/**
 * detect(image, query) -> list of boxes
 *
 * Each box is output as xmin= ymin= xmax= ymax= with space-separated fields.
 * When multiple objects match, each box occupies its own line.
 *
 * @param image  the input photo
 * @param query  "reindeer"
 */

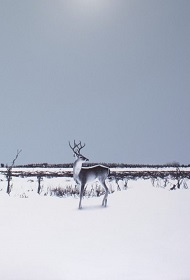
xmin=69 ymin=141 xmax=110 ymax=209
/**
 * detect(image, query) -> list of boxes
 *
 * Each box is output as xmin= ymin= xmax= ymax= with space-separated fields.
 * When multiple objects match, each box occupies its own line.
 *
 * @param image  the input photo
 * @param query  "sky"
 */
xmin=0 ymin=0 xmax=190 ymax=165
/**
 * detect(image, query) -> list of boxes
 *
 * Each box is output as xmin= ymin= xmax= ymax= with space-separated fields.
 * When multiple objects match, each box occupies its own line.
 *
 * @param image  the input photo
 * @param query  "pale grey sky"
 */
xmin=0 ymin=0 xmax=190 ymax=165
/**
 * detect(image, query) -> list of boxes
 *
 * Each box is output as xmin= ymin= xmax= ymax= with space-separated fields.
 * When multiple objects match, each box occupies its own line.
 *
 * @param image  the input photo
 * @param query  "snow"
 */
xmin=0 ymin=174 xmax=190 ymax=279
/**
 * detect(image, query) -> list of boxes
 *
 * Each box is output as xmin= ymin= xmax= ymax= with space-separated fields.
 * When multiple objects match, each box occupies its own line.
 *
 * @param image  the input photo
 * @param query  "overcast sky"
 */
xmin=0 ymin=0 xmax=190 ymax=165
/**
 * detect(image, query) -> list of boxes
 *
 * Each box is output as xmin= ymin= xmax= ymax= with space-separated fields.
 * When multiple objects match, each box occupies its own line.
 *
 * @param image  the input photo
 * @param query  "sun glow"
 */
xmin=75 ymin=0 xmax=109 ymax=9
xmin=70 ymin=0 xmax=114 ymax=18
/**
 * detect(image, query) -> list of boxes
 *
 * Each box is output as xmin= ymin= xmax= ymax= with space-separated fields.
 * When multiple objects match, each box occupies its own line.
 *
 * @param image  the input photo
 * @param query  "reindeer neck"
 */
xmin=73 ymin=158 xmax=83 ymax=180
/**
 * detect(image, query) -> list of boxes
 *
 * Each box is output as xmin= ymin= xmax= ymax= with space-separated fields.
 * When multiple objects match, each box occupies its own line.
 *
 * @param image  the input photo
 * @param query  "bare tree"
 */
xmin=176 ymin=166 xmax=183 ymax=189
xmin=6 ymin=149 xmax=22 ymax=194
xmin=37 ymin=174 xmax=43 ymax=194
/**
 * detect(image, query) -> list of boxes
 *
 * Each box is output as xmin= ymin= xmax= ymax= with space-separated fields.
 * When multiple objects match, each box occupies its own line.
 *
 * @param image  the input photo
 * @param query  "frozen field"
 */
xmin=0 ymin=168 xmax=190 ymax=280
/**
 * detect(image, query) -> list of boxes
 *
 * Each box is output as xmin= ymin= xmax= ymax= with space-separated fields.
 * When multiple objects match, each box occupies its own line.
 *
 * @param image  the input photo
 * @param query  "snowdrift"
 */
xmin=0 ymin=179 xmax=190 ymax=280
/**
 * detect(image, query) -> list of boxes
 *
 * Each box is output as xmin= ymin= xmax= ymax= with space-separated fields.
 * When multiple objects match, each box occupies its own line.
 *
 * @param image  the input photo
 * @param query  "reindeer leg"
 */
xmin=101 ymin=181 xmax=109 ymax=207
xmin=79 ymin=184 xmax=85 ymax=209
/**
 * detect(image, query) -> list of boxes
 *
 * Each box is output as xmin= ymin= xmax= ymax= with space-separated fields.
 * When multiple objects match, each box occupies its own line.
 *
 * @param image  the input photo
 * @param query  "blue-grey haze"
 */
xmin=0 ymin=0 xmax=190 ymax=165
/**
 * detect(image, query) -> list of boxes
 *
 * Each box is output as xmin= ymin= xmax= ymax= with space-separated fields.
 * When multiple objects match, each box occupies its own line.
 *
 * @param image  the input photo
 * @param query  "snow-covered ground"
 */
xmin=0 ymin=172 xmax=190 ymax=280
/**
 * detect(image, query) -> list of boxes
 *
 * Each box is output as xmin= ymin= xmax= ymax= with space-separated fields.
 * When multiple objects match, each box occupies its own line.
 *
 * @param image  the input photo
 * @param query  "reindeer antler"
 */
xmin=69 ymin=140 xmax=85 ymax=157
xmin=76 ymin=141 xmax=85 ymax=155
